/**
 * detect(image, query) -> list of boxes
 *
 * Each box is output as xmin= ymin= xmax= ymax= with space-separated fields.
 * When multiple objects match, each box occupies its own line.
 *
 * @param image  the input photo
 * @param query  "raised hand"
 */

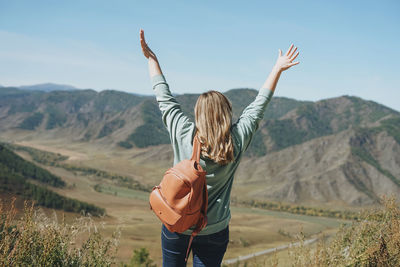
xmin=140 ymin=29 xmax=158 ymax=61
xmin=274 ymin=44 xmax=300 ymax=72
xmin=261 ymin=44 xmax=300 ymax=92
xmin=140 ymin=29 xmax=163 ymax=77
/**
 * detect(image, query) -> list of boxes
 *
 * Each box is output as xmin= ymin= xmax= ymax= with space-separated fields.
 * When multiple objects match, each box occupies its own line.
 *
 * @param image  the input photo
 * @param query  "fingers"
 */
xmin=140 ymin=29 xmax=151 ymax=57
xmin=285 ymin=44 xmax=294 ymax=56
xmin=276 ymin=44 xmax=300 ymax=71
xmin=140 ymin=29 xmax=149 ymax=58
xmin=140 ymin=29 xmax=149 ymax=49
xmin=288 ymin=61 xmax=300 ymax=67
xmin=288 ymin=46 xmax=297 ymax=58
xmin=140 ymin=29 xmax=145 ymax=42
xmin=139 ymin=29 xmax=158 ymax=60
xmin=290 ymin=51 xmax=299 ymax=61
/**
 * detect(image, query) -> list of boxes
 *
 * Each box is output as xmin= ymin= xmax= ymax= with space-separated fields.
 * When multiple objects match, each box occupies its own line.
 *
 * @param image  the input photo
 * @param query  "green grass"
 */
xmin=94 ymin=184 xmax=150 ymax=201
xmin=231 ymin=206 xmax=346 ymax=229
xmin=61 ymin=163 xmax=150 ymax=192
xmin=4 ymin=142 xmax=150 ymax=192
xmin=238 ymin=199 xmax=359 ymax=220
xmin=4 ymin=143 xmax=69 ymax=166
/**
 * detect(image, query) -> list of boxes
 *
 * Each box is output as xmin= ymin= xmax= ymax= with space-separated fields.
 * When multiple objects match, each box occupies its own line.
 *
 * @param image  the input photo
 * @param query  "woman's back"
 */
xmin=151 ymin=74 xmax=274 ymax=235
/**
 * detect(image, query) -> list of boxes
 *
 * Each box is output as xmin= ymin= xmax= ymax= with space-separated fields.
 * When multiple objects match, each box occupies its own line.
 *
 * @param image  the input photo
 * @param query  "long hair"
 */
xmin=194 ymin=90 xmax=234 ymax=165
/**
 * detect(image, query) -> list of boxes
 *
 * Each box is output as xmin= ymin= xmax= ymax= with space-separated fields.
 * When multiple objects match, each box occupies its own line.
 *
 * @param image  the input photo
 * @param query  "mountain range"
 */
xmin=0 ymin=85 xmax=399 ymax=207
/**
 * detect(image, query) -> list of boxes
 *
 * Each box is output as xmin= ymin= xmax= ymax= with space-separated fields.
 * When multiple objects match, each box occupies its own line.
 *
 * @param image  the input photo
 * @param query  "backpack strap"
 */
xmin=191 ymin=134 xmax=201 ymax=163
xmin=184 ymin=133 xmax=208 ymax=262
xmin=184 ymin=180 xmax=209 ymax=262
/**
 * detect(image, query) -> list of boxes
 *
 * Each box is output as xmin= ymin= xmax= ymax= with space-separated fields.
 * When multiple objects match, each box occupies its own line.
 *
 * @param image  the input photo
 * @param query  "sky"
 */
xmin=0 ymin=0 xmax=399 ymax=111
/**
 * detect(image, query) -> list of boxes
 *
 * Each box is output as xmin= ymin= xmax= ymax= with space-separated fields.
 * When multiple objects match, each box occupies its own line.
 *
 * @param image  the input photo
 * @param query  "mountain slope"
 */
xmin=0 ymin=87 xmax=149 ymax=145
xmin=0 ymin=87 xmax=399 ymax=207
xmin=233 ymin=128 xmax=400 ymax=206
xmin=262 ymin=95 xmax=398 ymax=152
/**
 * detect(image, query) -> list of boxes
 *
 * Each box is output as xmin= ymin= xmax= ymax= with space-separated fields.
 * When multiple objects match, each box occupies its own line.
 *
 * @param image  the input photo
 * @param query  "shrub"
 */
xmin=120 ymin=247 xmax=156 ymax=267
xmin=118 ymin=141 xmax=133 ymax=149
xmin=97 ymin=119 xmax=125 ymax=138
xmin=0 ymin=199 xmax=119 ymax=266
xmin=288 ymin=196 xmax=400 ymax=266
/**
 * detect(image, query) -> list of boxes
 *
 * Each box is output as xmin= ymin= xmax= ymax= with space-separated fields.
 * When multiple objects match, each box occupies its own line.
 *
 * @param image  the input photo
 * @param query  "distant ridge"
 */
xmin=18 ymin=83 xmax=78 ymax=92
xmin=1 ymin=83 xmax=152 ymax=96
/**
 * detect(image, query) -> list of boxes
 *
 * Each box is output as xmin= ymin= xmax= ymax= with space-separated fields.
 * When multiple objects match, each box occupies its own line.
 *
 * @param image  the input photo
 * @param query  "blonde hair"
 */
xmin=194 ymin=90 xmax=234 ymax=165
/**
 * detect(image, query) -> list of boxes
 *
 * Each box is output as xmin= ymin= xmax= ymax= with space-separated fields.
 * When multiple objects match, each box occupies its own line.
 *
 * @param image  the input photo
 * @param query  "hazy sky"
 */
xmin=1 ymin=0 xmax=399 ymax=111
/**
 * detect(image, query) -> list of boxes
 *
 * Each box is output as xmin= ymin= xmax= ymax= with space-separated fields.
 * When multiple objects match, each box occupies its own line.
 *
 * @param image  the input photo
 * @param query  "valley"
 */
xmin=0 ymin=138 xmax=347 ymax=265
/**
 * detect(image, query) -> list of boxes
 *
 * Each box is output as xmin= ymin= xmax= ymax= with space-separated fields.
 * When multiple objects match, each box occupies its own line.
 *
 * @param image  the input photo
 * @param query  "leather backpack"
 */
xmin=149 ymin=134 xmax=208 ymax=260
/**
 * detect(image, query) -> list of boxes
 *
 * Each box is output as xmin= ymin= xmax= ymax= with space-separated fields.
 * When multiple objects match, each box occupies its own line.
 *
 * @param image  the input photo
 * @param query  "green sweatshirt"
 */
xmin=151 ymin=74 xmax=273 ymax=235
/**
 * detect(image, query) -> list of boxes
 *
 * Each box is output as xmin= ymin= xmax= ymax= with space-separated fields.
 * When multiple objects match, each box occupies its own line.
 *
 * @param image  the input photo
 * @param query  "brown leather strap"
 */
xmin=184 ymin=133 xmax=207 ymax=263
xmin=201 ymin=181 xmax=208 ymax=226
xmin=185 ymin=234 xmax=195 ymax=262
xmin=193 ymin=162 xmax=209 ymax=233
xmin=185 ymin=180 xmax=208 ymax=263
xmin=191 ymin=134 xmax=201 ymax=163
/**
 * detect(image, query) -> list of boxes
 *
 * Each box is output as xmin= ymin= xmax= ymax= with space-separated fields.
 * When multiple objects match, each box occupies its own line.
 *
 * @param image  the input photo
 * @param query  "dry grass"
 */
xmin=223 ymin=197 xmax=400 ymax=266
xmin=0 ymin=198 xmax=120 ymax=266
xmin=285 ymin=196 xmax=400 ymax=266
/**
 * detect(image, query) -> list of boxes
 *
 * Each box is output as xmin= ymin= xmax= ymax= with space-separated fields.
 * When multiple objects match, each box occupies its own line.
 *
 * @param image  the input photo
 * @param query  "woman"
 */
xmin=140 ymin=29 xmax=299 ymax=267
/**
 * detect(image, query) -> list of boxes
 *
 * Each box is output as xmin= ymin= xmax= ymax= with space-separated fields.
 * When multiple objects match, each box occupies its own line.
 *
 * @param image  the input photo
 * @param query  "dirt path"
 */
xmin=223 ymin=238 xmax=317 ymax=265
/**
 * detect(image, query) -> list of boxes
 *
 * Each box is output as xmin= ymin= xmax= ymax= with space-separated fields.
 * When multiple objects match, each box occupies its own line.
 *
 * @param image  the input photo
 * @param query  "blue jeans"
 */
xmin=161 ymin=224 xmax=229 ymax=267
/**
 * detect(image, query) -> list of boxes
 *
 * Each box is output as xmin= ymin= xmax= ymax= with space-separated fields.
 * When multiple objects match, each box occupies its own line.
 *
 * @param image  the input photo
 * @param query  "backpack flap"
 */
xmin=149 ymin=187 xmax=181 ymax=226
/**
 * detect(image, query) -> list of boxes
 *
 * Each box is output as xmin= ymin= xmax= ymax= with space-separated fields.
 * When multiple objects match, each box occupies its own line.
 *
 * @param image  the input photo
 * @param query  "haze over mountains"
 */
xmin=18 ymin=83 xmax=79 ymax=92
xmin=1 ymin=84 xmax=399 ymax=208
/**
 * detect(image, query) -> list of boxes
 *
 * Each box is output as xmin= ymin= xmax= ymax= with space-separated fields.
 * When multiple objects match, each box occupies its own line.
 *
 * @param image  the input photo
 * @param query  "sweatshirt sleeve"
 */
xmin=151 ymin=74 xmax=192 ymax=144
xmin=231 ymin=87 xmax=274 ymax=152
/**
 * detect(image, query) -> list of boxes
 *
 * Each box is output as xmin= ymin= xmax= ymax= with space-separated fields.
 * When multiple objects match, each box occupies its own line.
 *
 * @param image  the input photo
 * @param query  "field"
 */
xmin=1 ymin=135 xmax=348 ymax=266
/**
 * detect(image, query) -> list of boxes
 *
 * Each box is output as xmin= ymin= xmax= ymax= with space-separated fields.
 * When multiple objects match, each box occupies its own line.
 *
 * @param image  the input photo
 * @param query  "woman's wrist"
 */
xmin=148 ymin=57 xmax=163 ymax=77
xmin=148 ymin=56 xmax=159 ymax=64
xmin=272 ymin=64 xmax=283 ymax=74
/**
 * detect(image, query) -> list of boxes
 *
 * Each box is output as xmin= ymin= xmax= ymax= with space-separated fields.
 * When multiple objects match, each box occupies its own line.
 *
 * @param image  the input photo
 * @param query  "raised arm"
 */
xmin=233 ymin=44 xmax=300 ymax=152
xmin=140 ymin=29 xmax=191 ymax=144
xmin=140 ymin=29 xmax=163 ymax=78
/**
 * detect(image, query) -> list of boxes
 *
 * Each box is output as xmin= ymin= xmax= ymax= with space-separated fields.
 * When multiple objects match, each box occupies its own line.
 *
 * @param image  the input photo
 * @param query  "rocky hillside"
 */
xmin=234 ymin=127 xmax=400 ymax=206
xmin=0 ymin=86 xmax=399 ymax=207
